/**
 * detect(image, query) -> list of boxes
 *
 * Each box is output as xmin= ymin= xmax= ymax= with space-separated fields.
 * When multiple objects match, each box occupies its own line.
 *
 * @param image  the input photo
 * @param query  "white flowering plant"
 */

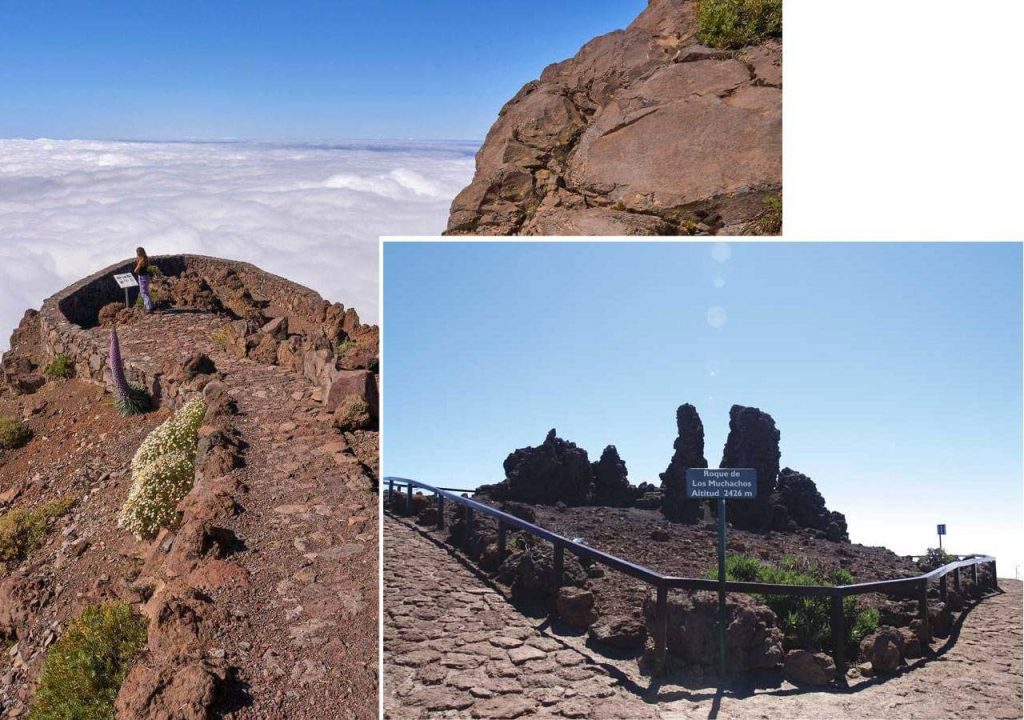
xmin=119 ymin=396 xmax=207 ymax=539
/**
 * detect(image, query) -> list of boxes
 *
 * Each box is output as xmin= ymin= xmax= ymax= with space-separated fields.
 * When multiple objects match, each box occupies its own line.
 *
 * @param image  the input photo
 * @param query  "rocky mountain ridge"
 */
xmin=0 ymin=256 xmax=378 ymax=719
xmin=447 ymin=0 xmax=781 ymax=236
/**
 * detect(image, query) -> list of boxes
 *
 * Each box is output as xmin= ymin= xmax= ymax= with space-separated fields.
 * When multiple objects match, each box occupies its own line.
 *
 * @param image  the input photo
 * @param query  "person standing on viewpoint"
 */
xmin=134 ymin=247 xmax=154 ymax=313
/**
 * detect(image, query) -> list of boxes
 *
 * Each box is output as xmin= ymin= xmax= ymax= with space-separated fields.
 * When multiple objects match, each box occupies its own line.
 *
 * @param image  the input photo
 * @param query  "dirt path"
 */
xmin=384 ymin=513 xmax=1022 ymax=720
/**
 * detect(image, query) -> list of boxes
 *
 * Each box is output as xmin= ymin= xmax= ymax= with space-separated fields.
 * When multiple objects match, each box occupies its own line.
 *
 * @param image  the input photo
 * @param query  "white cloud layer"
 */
xmin=0 ymin=138 xmax=476 ymax=350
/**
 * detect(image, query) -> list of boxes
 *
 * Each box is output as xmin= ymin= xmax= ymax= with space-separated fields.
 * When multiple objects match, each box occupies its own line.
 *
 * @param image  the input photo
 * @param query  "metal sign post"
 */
xmin=686 ymin=467 xmax=757 ymax=677
xmin=937 ymin=523 xmax=946 ymax=550
xmin=113 ymin=273 xmax=139 ymax=308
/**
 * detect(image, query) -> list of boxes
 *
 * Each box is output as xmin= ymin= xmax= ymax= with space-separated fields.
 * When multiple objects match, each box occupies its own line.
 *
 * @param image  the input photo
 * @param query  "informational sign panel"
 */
xmin=685 ymin=468 xmax=758 ymax=499
xmin=113 ymin=273 xmax=138 ymax=289
xmin=937 ymin=524 xmax=946 ymax=536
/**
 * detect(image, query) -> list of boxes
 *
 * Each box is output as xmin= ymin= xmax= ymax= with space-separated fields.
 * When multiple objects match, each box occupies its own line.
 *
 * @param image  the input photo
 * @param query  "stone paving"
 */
xmin=385 ymin=510 xmax=1023 ymax=720
xmin=384 ymin=514 xmax=658 ymax=719
xmin=114 ymin=312 xmax=379 ymax=719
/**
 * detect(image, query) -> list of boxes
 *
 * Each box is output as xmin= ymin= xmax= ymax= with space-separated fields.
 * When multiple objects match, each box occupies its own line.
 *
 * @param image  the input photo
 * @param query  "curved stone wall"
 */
xmin=35 ymin=254 xmax=377 ymax=412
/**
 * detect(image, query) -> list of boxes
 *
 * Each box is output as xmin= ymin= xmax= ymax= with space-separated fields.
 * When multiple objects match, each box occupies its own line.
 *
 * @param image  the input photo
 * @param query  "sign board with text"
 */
xmin=113 ymin=273 xmax=138 ymax=289
xmin=937 ymin=524 xmax=946 ymax=536
xmin=685 ymin=468 xmax=757 ymax=500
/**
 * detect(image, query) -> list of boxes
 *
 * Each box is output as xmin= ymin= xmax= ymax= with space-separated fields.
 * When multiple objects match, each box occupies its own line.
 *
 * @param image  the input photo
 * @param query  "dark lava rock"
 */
xmin=500 ymin=501 xmax=538 ymax=524
xmin=660 ymin=404 xmax=708 ymax=522
xmin=776 ymin=467 xmax=849 ymax=541
xmin=501 ymin=429 xmax=594 ymax=506
xmin=591 ymin=445 xmax=634 ymax=507
xmin=588 ymin=616 xmax=648 ymax=652
xmin=642 ymin=591 xmax=784 ymax=672
xmin=510 ymin=544 xmax=588 ymax=608
xmin=719 ymin=405 xmax=781 ymax=531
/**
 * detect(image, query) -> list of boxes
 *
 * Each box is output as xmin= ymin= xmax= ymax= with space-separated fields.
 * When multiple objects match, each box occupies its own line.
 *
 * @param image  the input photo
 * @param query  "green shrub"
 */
xmin=0 ymin=417 xmax=33 ymax=450
xmin=28 ymin=602 xmax=147 ymax=720
xmin=697 ymin=0 xmax=782 ymax=49
xmin=917 ymin=547 xmax=955 ymax=572
xmin=0 ymin=497 xmax=76 ymax=569
xmin=710 ymin=554 xmax=877 ymax=655
xmin=119 ymin=397 xmax=207 ymax=539
xmin=744 ymin=194 xmax=782 ymax=235
xmin=44 ymin=354 xmax=74 ymax=379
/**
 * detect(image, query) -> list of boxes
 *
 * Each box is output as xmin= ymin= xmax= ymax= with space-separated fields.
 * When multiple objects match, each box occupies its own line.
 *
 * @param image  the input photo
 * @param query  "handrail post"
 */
xmin=939 ymin=573 xmax=948 ymax=605
xmin=388 ymin=478 xmax=394 ymax=503
xmin=465 ymin=507 xmax=474 ymax=541
xmin=553 ymin=543 xmax=564 ymax=589
xmin=831 ymin=591 xmax=846 ymax=674
xmin=405 ymin=483 xmax=413 ymax=516
xmin=437 ymin=493 xmax=445 ymax=529
xmin=498 ymin=520 xmax=507 ymax=562
xmin=917 ymin=578 xmax=930 ymax=636
xmin=991 ymin=560 xmax=999 ymax=591
xmin=953 ymin=566 xmax=961 ymax=596
xmin=971 ymin=562 xmax=979 ymax=590
xmin=653 ymin=584 xmax=669 ymax=676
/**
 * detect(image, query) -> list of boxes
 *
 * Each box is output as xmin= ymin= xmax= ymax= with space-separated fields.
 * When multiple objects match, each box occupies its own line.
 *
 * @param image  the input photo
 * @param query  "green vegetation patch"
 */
xmin=917 ymin=546 xmax=956 ymax=572
xmin=744 ymin=194 xmax=782 ymax=235
xmin=697 ymin=0 xmax=782 ymax=49
xmin=710 ymin=554 xmax=878 ymax=655
xmin=0 ymin=417 xmax=33 ymax=450
xmin=44 ymin=354 xmax=74 ymax=379
xmin=28 ymin=602 xmax=147 ymax=720
xmin=0 ymin=497 xmax=76 ymax=569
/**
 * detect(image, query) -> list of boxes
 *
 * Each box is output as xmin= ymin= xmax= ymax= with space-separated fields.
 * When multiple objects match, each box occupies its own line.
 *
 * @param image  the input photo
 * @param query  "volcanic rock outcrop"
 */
xmin=659 ymin=403 xmax=708 ymax=521
xmin=719 ymin=404 xmax=781 ymax=530
xmin=446 ymin=0 xmax=781 ymax=236
xmin=591 ymin=445 xmax=633 ymax=507
xmin=501 ymin=429 xmax=594 ymax=505
xmin=777 ymin=467 xmax=849 ymax=541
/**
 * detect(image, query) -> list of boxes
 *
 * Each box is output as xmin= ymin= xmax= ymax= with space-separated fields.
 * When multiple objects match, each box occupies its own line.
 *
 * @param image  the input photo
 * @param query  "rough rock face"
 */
xmin=660 ymin=403 xmax=708 ymax=522
xmin=642 ymin=591 xmax=784 ymax=672
xmin=719 ymin=404 xmax=781 ymax=530
xmin=591 ymin=445 xmax=633 ymax=507
xmin=784 ymin=649 xmax=836 ymax=686
xmin=447 ymin=0 xmax=781 ymax=236
xmin=501 ymin=429 xmax=594 ymax=505
xmin=859 ymin=626 xmax=905 ymax=673
xmin=777 ymin=467 xmax=849 ymax=541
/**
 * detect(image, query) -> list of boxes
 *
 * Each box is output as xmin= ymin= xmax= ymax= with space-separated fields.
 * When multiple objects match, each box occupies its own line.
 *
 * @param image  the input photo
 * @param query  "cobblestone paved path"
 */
xmin=385 ymin=511 xmax=1022 ymax=720
xmin=115 ymin=313 xmax=379 ymax=719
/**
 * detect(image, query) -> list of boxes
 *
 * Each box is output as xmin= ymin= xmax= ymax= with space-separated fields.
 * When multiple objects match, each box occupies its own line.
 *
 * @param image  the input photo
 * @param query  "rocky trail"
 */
xmin=384 ymin=513 xmax=1022 ymax=719
xmin=1 ymin=308 xmax=377 ymax=718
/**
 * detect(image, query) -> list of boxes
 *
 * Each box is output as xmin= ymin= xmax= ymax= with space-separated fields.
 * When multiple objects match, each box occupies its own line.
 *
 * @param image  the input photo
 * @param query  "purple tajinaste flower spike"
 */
xmin=110 ymin=326 xmax=151 ymax=415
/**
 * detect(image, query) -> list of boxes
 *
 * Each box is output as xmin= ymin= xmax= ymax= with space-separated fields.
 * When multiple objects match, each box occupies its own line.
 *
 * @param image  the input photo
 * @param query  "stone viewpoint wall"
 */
xmin=32 ymin=254 xmax=378 ymax=415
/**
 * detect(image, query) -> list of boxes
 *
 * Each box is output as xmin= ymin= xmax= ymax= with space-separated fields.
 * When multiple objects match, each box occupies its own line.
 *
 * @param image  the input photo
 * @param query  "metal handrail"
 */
xmin=385 ymin=476 xmax=999 ymax=676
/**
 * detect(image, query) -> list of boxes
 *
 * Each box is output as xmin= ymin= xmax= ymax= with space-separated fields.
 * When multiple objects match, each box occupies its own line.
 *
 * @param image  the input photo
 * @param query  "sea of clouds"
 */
xmin=0 ymin=138 xmax=477 ymax=350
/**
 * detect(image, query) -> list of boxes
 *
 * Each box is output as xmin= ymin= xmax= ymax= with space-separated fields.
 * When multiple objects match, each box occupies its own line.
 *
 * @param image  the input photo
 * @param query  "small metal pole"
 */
xmin=991 ymin=560 xmax=999 ymax=591
xmin=718 ymin=497 xmax=727 ymax=677
xmin=971 ymin=562 xmax=979 ymax=589
xmin=953 ymin=566 xmax=961 ymax=595
xmin=654 ymin=584 xmax=669 ymax=676
xmin=405 ymin=483 xmax=412 ymax=515
xmin=437 ymin=494 xmax=445 ymax=529
xmin=124 ymin=287 xmax=130 ymax=308
xmin=498 ymin=520 xmax=507 ymax=561
xmin=831 ymin=592 xmax=846 ymax=673
xmin=939 ymin=573 xmax=948 ymax=605
xmin=387 ymin=478 xmax=394 ymax=503
xmin=553 ymin=543 xmax=564 ymax=589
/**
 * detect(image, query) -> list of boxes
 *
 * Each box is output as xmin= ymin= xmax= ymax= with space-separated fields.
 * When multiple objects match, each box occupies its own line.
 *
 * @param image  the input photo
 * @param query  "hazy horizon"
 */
xmin=384 ymin=241 xmax=1024 ymax=579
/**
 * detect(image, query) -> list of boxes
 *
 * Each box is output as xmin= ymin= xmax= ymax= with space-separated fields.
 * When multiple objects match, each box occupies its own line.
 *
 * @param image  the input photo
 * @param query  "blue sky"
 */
xmin=0 ymin=0 xmax=645 ymax=141
xmin=383 ymin=241 xmax=1024 ymax=575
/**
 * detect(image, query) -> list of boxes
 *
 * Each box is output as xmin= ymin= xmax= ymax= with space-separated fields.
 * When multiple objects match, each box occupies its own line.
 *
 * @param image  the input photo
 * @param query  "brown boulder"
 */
xmin=447 ymin=0 xmax=780 ymax=236
xmin=784 ymin=649 xmax=835 ymax=686
xmin=322 ymin=369 xmax=378 ymax=414
xmin=115 ymin=657 xmax=225 ymax=720
xmin=556 ymin=586 xmax=598 ymax=627
xmin=332 ymin=394 xmax=376 ymax=432
xmin=588 ymin=616 xmax=648 ymax=651
xmin=859 ymin=626 xmax=904 ymax=674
